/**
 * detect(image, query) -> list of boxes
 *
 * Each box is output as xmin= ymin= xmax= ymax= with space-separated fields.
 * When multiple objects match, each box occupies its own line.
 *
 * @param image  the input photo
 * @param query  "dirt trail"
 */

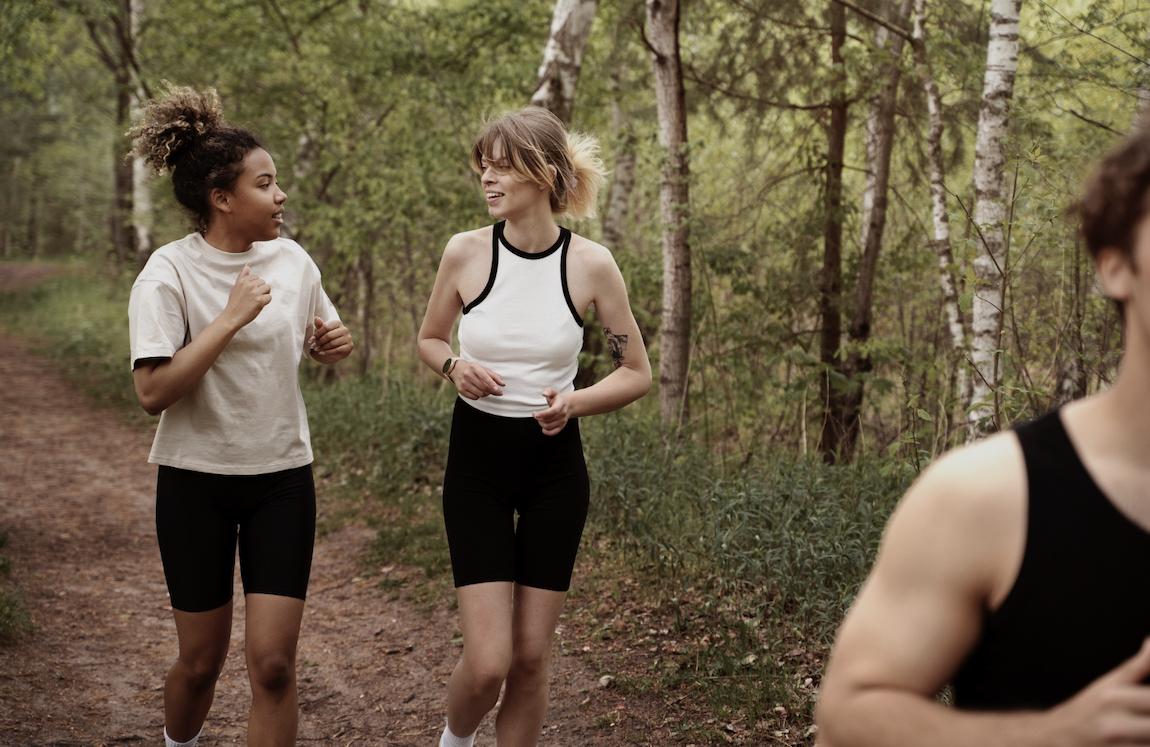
xmin=0 ymin=265 xmax=642 ymax=746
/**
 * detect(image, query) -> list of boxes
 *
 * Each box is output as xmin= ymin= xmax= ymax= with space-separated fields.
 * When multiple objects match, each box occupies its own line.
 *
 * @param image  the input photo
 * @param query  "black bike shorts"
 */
xmin=155 ymin=464 xmax=316 ymax=612
xmin=443 ymin=398 xmax=590 ymax=592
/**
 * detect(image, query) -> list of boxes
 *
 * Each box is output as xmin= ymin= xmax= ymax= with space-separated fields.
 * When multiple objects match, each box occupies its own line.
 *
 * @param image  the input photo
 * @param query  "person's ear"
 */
xmin=1097 ymin=245 xmax=1135 ymax=302
xmin=209 ymin=188 xmax=232 ymax=215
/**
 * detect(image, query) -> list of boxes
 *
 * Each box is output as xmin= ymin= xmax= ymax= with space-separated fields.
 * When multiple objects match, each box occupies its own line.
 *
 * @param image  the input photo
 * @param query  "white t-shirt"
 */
xmin=128 ymin=232 xmax=339 ymax=475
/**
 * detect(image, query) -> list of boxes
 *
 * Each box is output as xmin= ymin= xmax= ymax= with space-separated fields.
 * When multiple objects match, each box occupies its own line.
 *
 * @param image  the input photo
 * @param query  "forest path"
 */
xmin=0 ymin=264 xmax=649 ymax=746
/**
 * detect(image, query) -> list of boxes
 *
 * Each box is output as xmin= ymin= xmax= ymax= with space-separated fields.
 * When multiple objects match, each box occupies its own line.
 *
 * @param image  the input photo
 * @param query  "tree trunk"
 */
xmin=129 ymin=0 xmax=152 ymax=267
xmin=113 ymin=70 xmax=134 ymax=267
xmin=817 ymin=0 xmax=848 ymax=463
xmin=837 ymin=0 xmax=912 ymax=460
xmin=913 ymin=0 xmax=971 ymax=441
xmin=647 ymin=0 xmax=692 ymax=427
xmin=601 ymin=95 xmax=636 ymax=252
xmin=967 ymin=0 xmax=1022 ymax=437
xmin=358 ymin=248 xmax=375 ymax=376
xmin=531 ymin=0 xmax=599 ymax=125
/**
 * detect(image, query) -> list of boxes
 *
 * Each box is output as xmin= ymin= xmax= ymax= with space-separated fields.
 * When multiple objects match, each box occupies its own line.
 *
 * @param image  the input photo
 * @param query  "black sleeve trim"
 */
xmin=462 ymin=223 xmax=501 ymax=314
xmin=559 ymin=229 xmax=584 ymax=328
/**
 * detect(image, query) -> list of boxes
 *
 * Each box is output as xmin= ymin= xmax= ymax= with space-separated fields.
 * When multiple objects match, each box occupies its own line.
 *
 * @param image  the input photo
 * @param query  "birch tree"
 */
xmin=129 ymin=0 xmax=152 ymax=267
xmin=967 ymin=0 xmax=1022 ymax=436
xmin=531 ymin=0 xmax=598 ymax=125
xmin=646 ymin=0 xmax=691 ymax=426
xmin=912 ymin=0 xmax=971 ymax=438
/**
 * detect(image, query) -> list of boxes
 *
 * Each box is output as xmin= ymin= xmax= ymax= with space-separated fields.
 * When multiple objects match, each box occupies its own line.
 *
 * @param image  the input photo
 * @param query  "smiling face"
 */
xmin=478 ymin=138 xmax=550 ymax=221
xmin=213 ymin=147 xmax=287 ymax=242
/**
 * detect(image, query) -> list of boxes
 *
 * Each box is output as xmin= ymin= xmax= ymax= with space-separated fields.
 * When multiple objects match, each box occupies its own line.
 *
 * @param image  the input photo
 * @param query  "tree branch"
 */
xmin=831 ymin=0 xmax=912 ymax=42
xmin=1035 ymin=0 xmax=1148 ymax=66
xmin=683 ymin=62 xmax=851 ymax=110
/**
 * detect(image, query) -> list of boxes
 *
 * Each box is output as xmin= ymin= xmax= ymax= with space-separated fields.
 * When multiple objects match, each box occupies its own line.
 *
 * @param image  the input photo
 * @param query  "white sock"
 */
xmin=439 ymin=722 xmax=476 ymax=747
xmin=164 ymin=726 xmax=202 ymax=747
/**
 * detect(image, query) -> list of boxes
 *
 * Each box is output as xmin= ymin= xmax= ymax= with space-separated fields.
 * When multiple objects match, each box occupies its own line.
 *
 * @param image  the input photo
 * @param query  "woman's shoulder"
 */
xmin=566 ymin=231 xmax=616 ymax=274
xmin=441 ymin=225 xmax=495 ymax=264
xmin=134 ymin=234 xmax=198 ymax=286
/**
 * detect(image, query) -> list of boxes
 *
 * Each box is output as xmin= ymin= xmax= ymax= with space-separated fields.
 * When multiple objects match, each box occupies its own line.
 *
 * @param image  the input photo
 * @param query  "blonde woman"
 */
xmin=418 ymin=107 xmax=652 ymax=746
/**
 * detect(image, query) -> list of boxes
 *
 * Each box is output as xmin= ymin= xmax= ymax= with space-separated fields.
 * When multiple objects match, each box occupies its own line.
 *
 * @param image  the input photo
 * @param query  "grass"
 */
xmin=0 ymin=259 xmax=915 ymax=740
xmin=0 ymin=531 xmax=32 ymax=644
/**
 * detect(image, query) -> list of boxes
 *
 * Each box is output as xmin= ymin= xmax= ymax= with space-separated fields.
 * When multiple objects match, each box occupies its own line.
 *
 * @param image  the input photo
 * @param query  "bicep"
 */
xmin=823 ymin=482 xmax=989 ymax=700
xmin=588 ymin=258 xmax=648 ymax=368
xmin=418 ymin=247 xmax=464 ymax=343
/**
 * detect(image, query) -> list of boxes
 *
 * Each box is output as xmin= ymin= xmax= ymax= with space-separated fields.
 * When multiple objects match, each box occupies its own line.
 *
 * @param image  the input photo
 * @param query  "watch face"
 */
xmin=442 ymin=358 xmax=453 ymax=374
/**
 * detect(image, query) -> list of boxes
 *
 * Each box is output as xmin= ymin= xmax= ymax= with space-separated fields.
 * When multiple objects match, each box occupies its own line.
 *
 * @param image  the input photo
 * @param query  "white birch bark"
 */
xmin=127 ymin=0 xmax=152 ymax=266
xmin=913 ymin=0 xmax=971 ymax=436
xmin=647 ymin=0 xmax=692 ymax=426
xmin=967 ymin=0 xmax=1021 ymax=437
xmin=531 ymin=0 xmax=599 ymax=125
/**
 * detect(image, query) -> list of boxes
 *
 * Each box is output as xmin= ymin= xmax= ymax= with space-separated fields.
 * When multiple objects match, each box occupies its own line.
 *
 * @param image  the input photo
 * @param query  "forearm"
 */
xmin=568 ymin=364 xmax=651 ymax=418
xmin=136 ymin=314 xmax=242 ymax=414
xmin=418 ymin=336 xmax=454 ymax=378
xmin=818 ymin=690 xmax=1057 ymax=747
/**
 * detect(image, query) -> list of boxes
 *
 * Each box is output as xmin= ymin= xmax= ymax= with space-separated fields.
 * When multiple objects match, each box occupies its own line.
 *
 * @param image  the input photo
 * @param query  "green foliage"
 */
xmin=0 ymin=265 xmax=144 ymax=418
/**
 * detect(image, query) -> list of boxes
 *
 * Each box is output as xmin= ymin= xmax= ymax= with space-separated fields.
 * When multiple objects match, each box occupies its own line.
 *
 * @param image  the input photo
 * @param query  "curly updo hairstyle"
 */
xmin=128 ymin=84 xmax=262 ymax=232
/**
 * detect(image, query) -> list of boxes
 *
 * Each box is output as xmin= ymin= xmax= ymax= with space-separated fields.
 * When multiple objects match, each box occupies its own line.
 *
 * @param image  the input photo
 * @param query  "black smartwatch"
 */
xmin=442 ymin=357 xmax=457 ymax=381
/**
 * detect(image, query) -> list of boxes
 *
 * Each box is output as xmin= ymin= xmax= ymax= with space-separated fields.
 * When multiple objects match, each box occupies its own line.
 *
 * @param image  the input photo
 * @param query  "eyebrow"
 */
xmin=255 ymin=172 xmax=276 ymax=180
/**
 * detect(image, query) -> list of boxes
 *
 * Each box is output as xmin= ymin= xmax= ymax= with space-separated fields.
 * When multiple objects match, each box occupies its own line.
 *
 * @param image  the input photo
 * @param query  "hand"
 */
xmin=452 ymin=359 xmax=504 ymax=400
xmin=309 ymin=317 xmax=354 ymax=363
xmin=1045 ymin=638 xmax=1150 ymax=746
xmin=533 ymin=387 xmax=572 ymax=436
xmin=223 ymin=265 xmax=271 ymax=329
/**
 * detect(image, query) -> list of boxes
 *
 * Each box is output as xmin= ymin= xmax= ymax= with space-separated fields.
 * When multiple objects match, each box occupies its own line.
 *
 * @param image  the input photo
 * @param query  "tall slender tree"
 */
xmin=129 ymin=0 xmax=152 ymax=267
xmin=817 ymin=0 xmax=849 ymax=462
xmin=912 ymin=0 xmax=971 ymax=439
xmin=531 ymin=0 xmax=599 ymax=125
xmin=967 ymin=0 xmax=1022 ymax=436
xmin=837 ymin=0 xmax=913 ymax=459
xmin=646 ymin=0 xmax=692 ymax=427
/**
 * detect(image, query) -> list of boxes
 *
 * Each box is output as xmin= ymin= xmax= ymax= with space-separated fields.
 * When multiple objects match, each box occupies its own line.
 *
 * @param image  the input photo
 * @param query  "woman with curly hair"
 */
xmin=417 ymin=107 xmax=652 ymax=747
xmin=127 ymin=85 xmax=352 ymax=747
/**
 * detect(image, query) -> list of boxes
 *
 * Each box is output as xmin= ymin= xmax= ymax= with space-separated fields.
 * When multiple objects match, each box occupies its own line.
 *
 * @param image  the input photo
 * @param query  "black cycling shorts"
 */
xmin=443 ymin=398 xmax=590 ymax=592
xmin=155 ymin=464 xmax=316 ymax=612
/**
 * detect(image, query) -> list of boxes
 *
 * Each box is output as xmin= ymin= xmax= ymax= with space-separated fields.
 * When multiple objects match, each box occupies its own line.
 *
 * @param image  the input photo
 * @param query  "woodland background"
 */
xmin=1 ymin=0 xmax=1146 ymax=741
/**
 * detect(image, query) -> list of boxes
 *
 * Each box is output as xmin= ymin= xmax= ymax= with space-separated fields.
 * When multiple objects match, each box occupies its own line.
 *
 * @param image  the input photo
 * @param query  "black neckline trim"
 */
xmin=560 ymin=234 xmax=584 ymax=327
xmin=462 ymin=227 xmax=500 ymax=314
xmin=496 ymin=220 xmax=567 ymax=260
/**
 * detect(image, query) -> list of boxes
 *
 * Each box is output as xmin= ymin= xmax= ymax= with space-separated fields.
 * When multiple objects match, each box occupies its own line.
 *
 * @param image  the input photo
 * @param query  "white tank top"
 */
xmin=458 ymin=222 xmax=584 ymax=417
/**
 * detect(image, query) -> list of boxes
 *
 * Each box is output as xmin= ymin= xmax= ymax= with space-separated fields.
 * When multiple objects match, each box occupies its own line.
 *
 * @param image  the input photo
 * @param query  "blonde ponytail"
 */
xmin=562 ymin=131 xmax=606 ymax=220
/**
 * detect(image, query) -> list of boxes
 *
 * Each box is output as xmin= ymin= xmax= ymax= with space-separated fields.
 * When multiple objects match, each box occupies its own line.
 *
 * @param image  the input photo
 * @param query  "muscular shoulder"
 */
xmin=885 ymin=431 xmax=1026 ymax=599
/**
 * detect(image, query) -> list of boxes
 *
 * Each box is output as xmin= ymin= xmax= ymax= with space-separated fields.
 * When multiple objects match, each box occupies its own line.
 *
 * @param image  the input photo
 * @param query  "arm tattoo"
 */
xmin=604 ymin=327 xmax=629 ymax=369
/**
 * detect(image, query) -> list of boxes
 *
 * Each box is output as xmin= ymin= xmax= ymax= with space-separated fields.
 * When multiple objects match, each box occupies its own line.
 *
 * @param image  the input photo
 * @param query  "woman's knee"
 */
xmin=175 ymin=651 xmax=227 ymax=691
xmin=508 ymin=643 xmax=550 ymax=682
xmin=463 ymin=647 xmax=511 ymax=696
xmin=248 ymin=650 xmax=295 ymax=693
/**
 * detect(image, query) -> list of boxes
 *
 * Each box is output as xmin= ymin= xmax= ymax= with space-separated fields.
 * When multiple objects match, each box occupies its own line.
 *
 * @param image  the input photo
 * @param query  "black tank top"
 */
xmin=950 ymin=409 xmax=1150 ymax=709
